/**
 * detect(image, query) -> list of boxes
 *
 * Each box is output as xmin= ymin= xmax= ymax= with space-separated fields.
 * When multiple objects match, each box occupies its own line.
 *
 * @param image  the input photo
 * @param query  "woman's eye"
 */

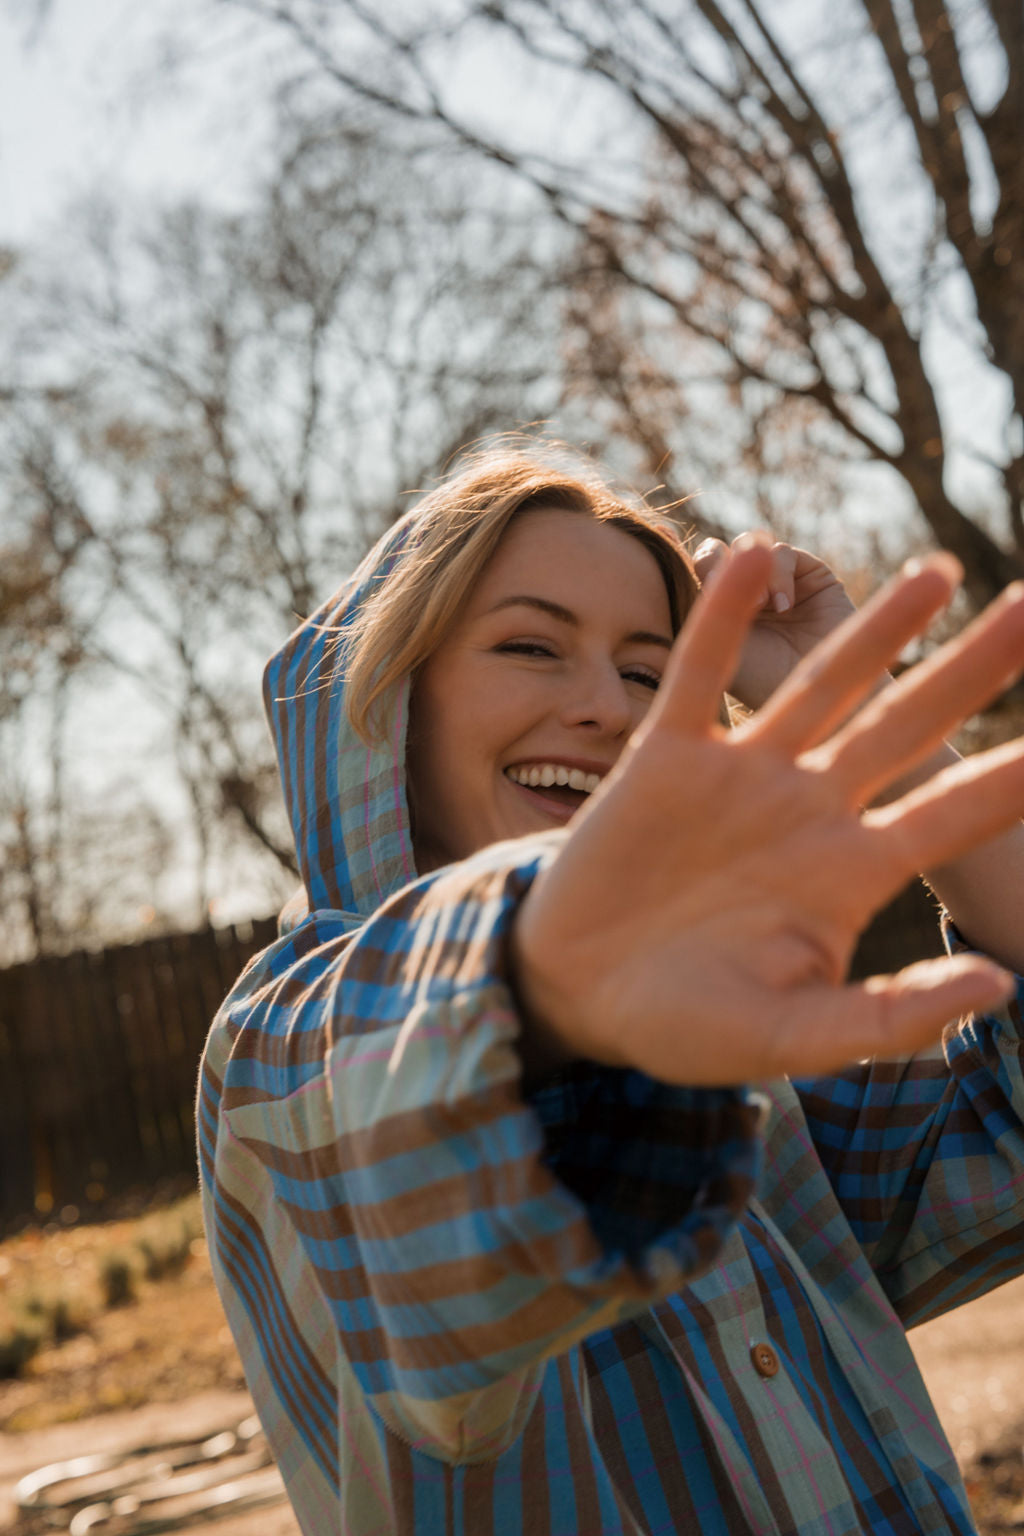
xmin=496 ymin=641 xmax=557 ymax=659
xmin=494 ymin=643 xmax=659 ymax=688
xmin=622 ymin=667 xmax=661 ymax=691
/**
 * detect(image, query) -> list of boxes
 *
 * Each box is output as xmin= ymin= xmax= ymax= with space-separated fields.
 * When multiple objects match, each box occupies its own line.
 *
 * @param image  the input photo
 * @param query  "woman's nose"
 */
xmin=559 ymin=663 xmax=634 ymax=737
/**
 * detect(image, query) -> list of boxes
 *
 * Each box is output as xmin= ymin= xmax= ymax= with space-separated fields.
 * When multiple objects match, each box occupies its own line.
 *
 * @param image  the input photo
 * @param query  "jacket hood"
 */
xmin=263 ymin=512 xmax=422 ymax=932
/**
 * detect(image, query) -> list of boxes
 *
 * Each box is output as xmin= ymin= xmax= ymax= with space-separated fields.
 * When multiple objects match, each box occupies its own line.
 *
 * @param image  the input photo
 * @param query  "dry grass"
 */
xmin=0 ymin=1193 xmax=245 ymax=1430
xmin=0 ymin=1194 xmax=203 ymax=1378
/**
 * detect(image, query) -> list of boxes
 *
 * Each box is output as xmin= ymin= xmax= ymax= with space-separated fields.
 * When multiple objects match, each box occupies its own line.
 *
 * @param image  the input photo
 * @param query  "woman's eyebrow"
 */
xmin=485 ymin=595 xmax=673 ymax=649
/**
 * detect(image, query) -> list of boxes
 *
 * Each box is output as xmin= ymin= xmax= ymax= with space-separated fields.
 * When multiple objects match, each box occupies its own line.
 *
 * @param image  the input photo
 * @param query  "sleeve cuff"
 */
xmin=441 ymin=835 xmax=763 ymax=1284
xmin=525 ymin=1063 xmax=762 ymax=1279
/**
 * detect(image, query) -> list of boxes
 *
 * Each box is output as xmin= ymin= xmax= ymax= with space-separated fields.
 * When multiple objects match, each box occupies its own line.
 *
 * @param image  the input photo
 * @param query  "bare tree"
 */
xmin=0 ymin=114 xmax=563 ymax=959
xmin=0 ymin=495 xmax=81 ymax=956
xmin=207 ymin=0 xmax=1024 ymax=608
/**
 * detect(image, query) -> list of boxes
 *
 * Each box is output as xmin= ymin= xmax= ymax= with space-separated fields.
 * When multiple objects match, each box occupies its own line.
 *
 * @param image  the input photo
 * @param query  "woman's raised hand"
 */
xmin=692 ymin=535 xmax=857 ymax=709
xmin=513 ymin=537 xmax=1024 ymax=1086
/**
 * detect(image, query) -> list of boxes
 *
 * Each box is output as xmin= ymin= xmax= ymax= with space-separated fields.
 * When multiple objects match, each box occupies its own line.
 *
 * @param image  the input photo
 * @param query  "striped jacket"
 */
xmin=199 ymin=513 xmax=1024 ymax=1534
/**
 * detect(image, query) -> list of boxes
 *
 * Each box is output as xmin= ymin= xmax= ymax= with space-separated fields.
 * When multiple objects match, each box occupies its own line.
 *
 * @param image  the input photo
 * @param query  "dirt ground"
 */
xmin=0 ymin=1224 xmax=296 ymax=1535
xmin=0 ymin=1237 xmax=244 ymax=1434
xmin=0 ymin=1390 xmax=299 ymax=1535
xmin=908 ymin=1276 xmax=1024 ymax=1532
xmin=2 ymin=1235 xmax=1024 ymax=1533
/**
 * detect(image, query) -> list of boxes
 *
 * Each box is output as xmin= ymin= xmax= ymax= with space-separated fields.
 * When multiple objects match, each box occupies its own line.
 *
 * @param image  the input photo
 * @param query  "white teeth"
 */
xmin=505 ymin=763 xmax=605 ymax=796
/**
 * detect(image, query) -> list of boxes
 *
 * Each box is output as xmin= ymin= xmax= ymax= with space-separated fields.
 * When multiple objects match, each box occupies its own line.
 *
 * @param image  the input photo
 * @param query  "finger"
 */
xmin=745 ymin=554 xmax=961 ymax=756
xmin=692 ymin=537 xmax=728 ymax=588
xmin=824 ymin=580 xmax=1024 ymax=805
xmin=652 ymin=535 xmax=775 ymax=735
xmin=769 ymin=955 xmax=1013 ymax=1079
xmin=767 ymin=543 xmax=794 ymax=614
xmin=864 ymin=735 xmax=1024 ymax=875
xmin=727 ymin=534 xmax=793 ymax=614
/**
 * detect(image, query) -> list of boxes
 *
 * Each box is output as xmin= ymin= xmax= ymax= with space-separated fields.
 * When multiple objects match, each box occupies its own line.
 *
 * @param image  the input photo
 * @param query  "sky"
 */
xmin=0 ymin=1 xmax=289 ymax=939
xmin=0 ymin=0 xmax=1010 ymax=521
xmin=0 ymin=0 xmax=263 ymax=247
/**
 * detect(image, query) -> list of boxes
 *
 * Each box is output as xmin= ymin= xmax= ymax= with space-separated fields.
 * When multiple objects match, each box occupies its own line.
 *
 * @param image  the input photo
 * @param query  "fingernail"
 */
xmin=734 ymin=530 xmax=772 ymax=553
xmin=931 ymin=552 xmax=964 ymax=584
xmin=772 ymin=591 xmax=791 ymax=613
xmin=902 ymin=552 xmax=962 ymax=584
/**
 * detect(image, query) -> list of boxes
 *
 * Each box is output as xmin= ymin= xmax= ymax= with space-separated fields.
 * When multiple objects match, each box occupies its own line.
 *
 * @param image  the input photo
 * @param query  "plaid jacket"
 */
xmin=199 ymin=513 xmax=1024 ymax=1534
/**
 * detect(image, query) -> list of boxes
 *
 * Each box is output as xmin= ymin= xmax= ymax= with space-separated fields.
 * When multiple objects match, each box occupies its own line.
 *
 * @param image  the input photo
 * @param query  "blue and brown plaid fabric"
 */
xmin=199 ymin=516 xmax=1024 ymax=1534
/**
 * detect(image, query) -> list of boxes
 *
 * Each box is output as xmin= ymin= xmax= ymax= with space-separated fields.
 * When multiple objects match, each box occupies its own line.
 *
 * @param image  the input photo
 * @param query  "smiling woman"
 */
xmin=200 ymin=446 xmax=1024 ymax=1536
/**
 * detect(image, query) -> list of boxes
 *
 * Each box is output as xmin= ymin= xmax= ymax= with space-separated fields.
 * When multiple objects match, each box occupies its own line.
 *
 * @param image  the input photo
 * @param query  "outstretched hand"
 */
xmin=513 ymin=537 xmax=1024 ymax=1086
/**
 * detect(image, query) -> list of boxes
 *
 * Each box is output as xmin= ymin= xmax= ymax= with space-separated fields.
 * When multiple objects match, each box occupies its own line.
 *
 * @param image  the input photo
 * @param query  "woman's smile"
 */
xmin=502 ymin=759 xmax=609 ymax=823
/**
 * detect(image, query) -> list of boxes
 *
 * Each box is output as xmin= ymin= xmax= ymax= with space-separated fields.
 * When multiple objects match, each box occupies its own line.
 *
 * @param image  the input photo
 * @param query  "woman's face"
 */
xmin=407 ymin=508 xmax=675 ymax=870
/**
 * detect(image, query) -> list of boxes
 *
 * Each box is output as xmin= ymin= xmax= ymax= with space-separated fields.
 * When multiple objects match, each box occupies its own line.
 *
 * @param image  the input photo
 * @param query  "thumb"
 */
xmin=777 ymin=955 xmax=1014 ymax=1077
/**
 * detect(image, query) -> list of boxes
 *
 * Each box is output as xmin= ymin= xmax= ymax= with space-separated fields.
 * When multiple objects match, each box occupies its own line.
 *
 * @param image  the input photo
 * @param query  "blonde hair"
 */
xmin=342 ymin=451 xmax=700 ymax=744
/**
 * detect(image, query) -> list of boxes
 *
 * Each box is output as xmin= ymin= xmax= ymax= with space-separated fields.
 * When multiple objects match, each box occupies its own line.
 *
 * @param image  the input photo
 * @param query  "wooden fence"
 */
xmin=0 ymin=917 xmax=278 ymax=1231
xmin=0 ymin=882 xmax=948 ymax=1232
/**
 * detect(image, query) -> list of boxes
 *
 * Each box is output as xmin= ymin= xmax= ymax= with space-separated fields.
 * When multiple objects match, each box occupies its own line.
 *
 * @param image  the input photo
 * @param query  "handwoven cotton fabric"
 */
xmin=198 ymin=514 xmax=1024 ymax=1535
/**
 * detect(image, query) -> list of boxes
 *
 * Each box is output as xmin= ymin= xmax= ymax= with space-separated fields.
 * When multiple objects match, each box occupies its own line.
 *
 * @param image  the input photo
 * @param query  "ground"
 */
xmin=908 ymin=1278 xmax=1024 ymax=1533
xmin=0 ymin=1211 xmax=295 ymax=1535
xmin=0 ymin=1218 xmax=244 ymax=1433
xmin=2 ymin=1210 xmax=1024 ymax=1532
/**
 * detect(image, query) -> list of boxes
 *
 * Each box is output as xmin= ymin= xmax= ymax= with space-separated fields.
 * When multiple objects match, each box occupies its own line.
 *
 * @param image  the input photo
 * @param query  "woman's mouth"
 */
xmin=503 ymin=762 xmax=604 ymax=822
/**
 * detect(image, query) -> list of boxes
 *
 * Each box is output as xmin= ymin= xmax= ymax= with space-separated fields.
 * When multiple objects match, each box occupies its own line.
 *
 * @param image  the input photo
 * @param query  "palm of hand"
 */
xmin=519 ymin=724 xmax=897 ymax=1085
xmin=515 ymin=544 xmax=1024 ymax=1086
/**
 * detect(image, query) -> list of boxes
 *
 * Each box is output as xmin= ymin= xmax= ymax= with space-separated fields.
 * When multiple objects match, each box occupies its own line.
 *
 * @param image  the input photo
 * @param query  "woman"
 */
xmin=199 ymin=451 xmax=1024 ymax=1535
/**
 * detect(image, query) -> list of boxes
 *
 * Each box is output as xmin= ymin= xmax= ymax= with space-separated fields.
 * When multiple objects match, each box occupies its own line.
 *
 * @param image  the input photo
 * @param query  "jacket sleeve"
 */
xmin=793 ymin=919 xmax=1024 ymax=1328
xmin=202 ymin=839 xmax=760 ymax=1464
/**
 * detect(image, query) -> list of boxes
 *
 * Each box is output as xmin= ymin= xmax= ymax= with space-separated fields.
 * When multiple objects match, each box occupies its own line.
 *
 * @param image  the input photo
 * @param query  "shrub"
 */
xmin=135 ymin=1210 xmax=196 ymax=1282
xmin=0 ymin=1192 xmax=205 ymax=1378
xmin=0 ymin=1311 xmax=47 ymax=1377
xmin=99 ymin=1250 xmax=140 ymax=1308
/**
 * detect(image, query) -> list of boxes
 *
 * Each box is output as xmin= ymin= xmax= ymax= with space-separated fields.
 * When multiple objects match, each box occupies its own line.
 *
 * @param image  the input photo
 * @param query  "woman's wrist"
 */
xmin=507 ymin=905 xmax=582 ymax=1082
xmin=509 ymin=869 xmax=645 ymax=1081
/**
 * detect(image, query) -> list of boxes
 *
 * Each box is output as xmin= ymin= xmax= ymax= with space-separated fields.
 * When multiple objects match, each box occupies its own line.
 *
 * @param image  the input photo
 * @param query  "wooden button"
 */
xmin=751 ymin=1342 xmax=780 ymax=1378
